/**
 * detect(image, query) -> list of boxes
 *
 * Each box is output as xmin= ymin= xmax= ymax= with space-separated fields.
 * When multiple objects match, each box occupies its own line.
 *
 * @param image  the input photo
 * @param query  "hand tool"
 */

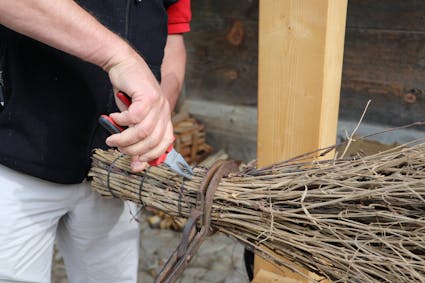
xmin=99 ymin=92 xmax=193 ymax=179
xmin=0 ymin=85 xmax=4 ymax=108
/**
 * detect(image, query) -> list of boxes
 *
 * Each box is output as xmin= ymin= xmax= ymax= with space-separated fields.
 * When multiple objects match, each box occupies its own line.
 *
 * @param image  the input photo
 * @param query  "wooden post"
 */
xmin=254 ymin=0 xmax=348 ymax=282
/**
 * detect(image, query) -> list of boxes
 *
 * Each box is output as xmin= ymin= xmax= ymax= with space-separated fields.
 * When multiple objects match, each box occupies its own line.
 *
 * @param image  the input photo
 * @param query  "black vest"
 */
xmin=0 ymin=0 xmax=168 ymax=184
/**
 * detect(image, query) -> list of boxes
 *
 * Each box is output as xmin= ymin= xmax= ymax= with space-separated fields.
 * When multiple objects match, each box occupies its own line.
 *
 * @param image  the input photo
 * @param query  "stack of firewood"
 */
xmin=172 ymin=112 xmax=212 ymax=165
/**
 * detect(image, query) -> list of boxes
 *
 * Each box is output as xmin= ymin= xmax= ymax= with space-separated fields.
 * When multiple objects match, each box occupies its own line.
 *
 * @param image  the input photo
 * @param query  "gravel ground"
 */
xmin=52 ymin=217 xmax=250 ymax=283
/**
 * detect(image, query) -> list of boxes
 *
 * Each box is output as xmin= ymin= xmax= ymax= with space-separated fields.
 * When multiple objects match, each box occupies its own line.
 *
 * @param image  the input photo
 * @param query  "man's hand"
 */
xmin=103 ymin=50 xmax=174 ymax=172
xmin=105 ymin=34 xmax=188 ymax=171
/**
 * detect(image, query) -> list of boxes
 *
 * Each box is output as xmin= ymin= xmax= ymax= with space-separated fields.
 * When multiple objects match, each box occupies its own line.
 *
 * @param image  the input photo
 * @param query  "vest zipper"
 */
xmin=106 ymin=0 xmax=130 ymax=113
xmin=86 ymin=0 xmax=133 ymax=177
xmin=0 ymin=45 xmax=5 ymax=110
xmin=107 ymin=0 xmax=131 ymax=112
xmin=125 ymin=0 xmax=131 ymax=39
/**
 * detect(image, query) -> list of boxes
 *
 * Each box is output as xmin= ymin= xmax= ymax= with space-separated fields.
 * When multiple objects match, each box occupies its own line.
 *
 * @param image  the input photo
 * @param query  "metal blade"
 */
xmin=164 ymin=149 xmax=193 ymax=179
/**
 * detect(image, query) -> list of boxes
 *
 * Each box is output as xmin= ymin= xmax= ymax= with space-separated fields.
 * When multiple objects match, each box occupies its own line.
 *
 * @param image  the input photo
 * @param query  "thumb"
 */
xmin=131 ymin=155 xmax=148 ymax=172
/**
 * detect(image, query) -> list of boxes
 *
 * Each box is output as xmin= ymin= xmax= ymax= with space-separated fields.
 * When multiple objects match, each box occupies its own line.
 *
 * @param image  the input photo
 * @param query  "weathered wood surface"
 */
xmin=184 ymin=0 xmax=258 ymax=105
xmin=341 ymin=0 xmax=425 ymax=125
xmin=346 ymin=0 xmax=425 ymax=31
xmin=184 ymin=0 xmax=425 ymax=161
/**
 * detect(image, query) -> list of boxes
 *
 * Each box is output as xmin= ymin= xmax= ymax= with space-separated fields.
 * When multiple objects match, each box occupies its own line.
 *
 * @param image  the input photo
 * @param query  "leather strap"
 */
xmin=155 ymin=160 xmax=239 ymax=283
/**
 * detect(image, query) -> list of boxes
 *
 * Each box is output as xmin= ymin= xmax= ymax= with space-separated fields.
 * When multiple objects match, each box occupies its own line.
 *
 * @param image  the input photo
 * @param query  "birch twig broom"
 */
xmin=89 ymin=139 xmax=425 ymax=283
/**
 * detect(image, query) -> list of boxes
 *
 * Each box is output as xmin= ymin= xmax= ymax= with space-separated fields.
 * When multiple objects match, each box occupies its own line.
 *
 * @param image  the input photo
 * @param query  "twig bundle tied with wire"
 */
xmin=89 ymin=139 xmax=425 ymax=283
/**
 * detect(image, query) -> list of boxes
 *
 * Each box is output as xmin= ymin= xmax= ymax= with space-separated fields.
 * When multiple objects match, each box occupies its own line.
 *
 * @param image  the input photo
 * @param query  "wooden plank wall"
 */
xmin=184 ymin=1 xmax=258 ymax=105
xmin=183 ymin=0 xmax=425 ymax=161
xmin=342 ymin=0 xmax=425 ymax=126
xmin=182 ymin=0 xmax=259 ymax=161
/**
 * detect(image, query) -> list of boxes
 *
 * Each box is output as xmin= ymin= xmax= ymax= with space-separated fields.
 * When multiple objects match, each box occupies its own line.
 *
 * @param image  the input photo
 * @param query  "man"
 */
xmin=0 ymin=0 xmax=191 ymax=282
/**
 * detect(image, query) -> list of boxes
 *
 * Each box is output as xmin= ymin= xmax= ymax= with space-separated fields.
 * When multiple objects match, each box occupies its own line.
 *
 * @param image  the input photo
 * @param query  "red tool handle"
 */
xmin=99 ymin=114 xmax=124 ymax=134
xmin=116 ymin=91 xmax=131 ymax=107
xmin=148 ymin=144 xmax=174 ymax=166
xmin=99 ymin=91 xmax=173 ymax=166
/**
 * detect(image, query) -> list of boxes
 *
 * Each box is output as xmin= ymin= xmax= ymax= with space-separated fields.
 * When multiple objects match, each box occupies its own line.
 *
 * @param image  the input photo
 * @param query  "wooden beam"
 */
xmin=254 ymin=0 xmax=348 ymax=282
xmin=257 ymin=0 xmax=348 ymax=167
xmin=252 ymin=269 xmax=299 ymax=283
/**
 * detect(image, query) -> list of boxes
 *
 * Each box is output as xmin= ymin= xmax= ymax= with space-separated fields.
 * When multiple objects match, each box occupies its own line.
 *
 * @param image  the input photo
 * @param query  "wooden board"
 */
xmin=254 ymin=0 xmax=347 ymax=282
xmin=252 ymin=269 xmax=299 ymax=283
xmin=257 ymin=0 xmax=347 ymax=166
xmin=181 ymin=99 xmax=257 ymax=161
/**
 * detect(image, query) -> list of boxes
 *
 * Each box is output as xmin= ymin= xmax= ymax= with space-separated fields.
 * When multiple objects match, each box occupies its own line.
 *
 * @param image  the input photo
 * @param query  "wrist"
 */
xmin=82 ymin=30 xmax=137 ymax=73
xmin=160 ymin=74 xmax=181 ymax=111
xmin=86 ymin=35 xmax=136 ymax=72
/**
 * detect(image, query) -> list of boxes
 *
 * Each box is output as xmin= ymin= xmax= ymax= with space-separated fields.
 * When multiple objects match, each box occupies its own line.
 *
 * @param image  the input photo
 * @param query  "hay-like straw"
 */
xmin=89 ymin=139 xmax=425 ymax=283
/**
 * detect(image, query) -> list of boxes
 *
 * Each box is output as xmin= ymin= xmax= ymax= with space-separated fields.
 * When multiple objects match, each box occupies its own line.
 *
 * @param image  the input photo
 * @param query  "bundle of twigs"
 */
xmin=89 ymin=139 xmax=425 ymax=283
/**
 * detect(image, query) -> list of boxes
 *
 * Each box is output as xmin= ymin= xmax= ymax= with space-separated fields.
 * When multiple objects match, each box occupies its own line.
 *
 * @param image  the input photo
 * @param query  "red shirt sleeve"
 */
xmin=167 ymin=0 xmax=192 ymax=34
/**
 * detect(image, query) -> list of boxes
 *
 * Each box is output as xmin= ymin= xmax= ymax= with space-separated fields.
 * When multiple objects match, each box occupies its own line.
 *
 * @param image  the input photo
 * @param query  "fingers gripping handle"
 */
xmin=98 ymin=91 xmax=172 ymax=167
xmin=116 ymin=91 xmax=131 ymax=107
xmin=99 ymin=114 xmax=124 ymax=134
xmin=98 ymin=92 xmax=131 ymax=134
xmin=148 ymin=144 xmax=173 ymax=166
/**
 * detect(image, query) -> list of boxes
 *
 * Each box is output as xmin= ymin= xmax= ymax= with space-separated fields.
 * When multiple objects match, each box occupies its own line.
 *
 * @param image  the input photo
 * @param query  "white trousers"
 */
xmin=0 ymin=164 xmax=140 ymax=283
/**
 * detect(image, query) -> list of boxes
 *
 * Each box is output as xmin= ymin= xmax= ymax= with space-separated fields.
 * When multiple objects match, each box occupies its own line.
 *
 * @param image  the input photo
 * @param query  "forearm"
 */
xmin=161 ymin=34 xmax=187 ymax=111
xmin=0 ymin=0 xmax=176 ymax=171
xmin=0 ymin=0 xmax=131 ymax=71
